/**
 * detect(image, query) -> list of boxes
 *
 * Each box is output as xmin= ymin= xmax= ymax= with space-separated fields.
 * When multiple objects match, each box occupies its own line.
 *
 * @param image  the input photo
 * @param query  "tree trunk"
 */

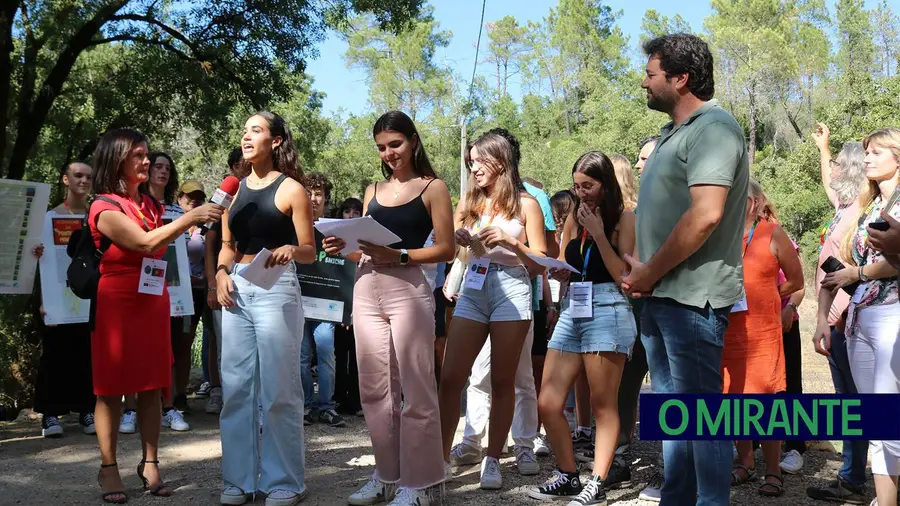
xmin=4 ymin=0 xmax=128 ymax=180
xmin=748 ymin=82 xmax=758 ymax=165
xmin=0 ymin=2 xmax=19 ymax=173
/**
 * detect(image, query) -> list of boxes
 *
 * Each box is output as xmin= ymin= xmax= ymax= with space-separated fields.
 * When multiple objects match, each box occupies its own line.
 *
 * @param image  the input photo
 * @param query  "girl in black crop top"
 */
xmin=214 ymin=111 xmax=316 ymax=504
xmin=528 ymin=152 xmax=638 ymax=502
xmin=322 ymin=111 xmax=455 ymax=501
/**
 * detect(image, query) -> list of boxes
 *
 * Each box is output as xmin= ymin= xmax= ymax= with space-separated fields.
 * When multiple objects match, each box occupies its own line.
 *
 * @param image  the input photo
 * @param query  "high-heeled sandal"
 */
xmin=137 ymin=460 xmax=173 ymax=497
xmin=97 ymin=462 xmax=128 ymax=504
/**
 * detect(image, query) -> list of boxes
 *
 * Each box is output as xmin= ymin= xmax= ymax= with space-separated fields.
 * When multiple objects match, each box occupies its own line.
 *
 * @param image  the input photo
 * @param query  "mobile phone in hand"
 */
xmin=869 ymin=220 xmax=890 ymax=232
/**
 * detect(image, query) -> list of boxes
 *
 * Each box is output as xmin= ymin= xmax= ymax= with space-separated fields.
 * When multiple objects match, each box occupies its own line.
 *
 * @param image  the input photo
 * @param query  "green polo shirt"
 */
xmin=635 ymin=99 xmax=749 ymax=310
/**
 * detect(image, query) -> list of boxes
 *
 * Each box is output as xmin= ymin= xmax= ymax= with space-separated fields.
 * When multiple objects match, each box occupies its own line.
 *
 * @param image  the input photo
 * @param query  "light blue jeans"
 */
xmin=220 ymin=266 xmax=306 ymax=496
xmin=301 ymin=320 xmax=336 ymax=412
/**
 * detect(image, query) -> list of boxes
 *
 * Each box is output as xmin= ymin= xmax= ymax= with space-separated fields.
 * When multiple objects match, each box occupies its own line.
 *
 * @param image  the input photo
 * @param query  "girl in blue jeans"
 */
xmin=528 ymin=152 xmax=636 ymax=505
xmin=216 ymin=111 xmax=317 ymax=506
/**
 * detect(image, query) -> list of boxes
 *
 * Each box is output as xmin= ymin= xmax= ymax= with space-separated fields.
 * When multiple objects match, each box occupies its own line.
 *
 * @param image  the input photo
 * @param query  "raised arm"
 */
xmin=96 ymin=204 xmax=221 ymax=255
xmin=812 ymin=123 xmax=839 ymax=208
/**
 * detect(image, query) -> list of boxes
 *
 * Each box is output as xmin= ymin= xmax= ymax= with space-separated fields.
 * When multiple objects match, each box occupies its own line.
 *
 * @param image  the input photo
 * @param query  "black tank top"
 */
xmin=565 ymin=232 xmax=615 ymax=284
xmin=228 ymin=174 xmax=297 ymax=255
xmin=366 ymin=179 xmax=435 ymax=250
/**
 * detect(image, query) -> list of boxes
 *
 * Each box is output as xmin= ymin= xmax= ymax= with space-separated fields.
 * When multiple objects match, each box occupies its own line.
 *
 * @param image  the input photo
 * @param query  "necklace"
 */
xmin=249 ymin=173 xmax=277 ymax=189
xmin=392 ymin=177 xmax=413 ymax=201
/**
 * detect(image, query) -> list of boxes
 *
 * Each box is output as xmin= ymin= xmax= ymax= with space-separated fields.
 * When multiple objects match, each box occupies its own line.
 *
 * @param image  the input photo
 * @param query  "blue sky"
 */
xmin=304 ymin=0 xmax=711 ymax=116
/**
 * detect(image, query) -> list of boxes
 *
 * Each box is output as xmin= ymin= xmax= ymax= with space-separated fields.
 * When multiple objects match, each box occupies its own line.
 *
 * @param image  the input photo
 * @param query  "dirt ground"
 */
xmin=0 ymin=300 xmax=875 ymax=505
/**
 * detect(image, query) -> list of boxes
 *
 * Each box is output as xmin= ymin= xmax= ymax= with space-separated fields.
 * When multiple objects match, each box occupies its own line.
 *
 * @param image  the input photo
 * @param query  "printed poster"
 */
xmin=296 ymin=231 xmax=355 ymax=325
xmin=161 ymin=214 xmax=194 ymax=317
xmin=0 ymin=179 xmax=51 ymax=294
xmin=39 ymin=213 xmax=90 ymax=324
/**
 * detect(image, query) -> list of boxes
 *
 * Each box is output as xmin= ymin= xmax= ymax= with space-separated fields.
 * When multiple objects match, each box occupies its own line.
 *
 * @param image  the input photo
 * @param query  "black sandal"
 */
xmin=758 ymin=473 xmax=784 ymax=497
xmin=137 ymin=460 xmax=173 ymax=497
xmin=731 ymin=464 xmax=757 ymax=486
xmin=97 ymin=462 xmax=128 ymax=504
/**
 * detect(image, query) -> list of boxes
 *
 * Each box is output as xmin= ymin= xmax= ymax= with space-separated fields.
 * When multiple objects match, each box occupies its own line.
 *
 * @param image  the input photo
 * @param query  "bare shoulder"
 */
xmin=422 ymin=178 xmax=449 ymax=199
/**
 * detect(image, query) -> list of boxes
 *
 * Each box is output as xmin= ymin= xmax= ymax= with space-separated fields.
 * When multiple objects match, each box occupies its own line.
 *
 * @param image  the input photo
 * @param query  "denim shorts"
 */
xmin=453 ymin=263 xmax=532 ymax=324
xmin=549 ymin=282 xmax=636 ymax=356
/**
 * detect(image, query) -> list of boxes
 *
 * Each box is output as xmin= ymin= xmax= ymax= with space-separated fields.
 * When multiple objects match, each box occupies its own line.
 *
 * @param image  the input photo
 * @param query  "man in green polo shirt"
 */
xmin=622 ymin=33 xmax=749 ymax=506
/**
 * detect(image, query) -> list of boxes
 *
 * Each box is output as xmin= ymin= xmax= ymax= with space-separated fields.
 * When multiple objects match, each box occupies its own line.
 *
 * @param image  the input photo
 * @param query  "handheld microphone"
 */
xmin=202 ymin=175 xmax=240 ymax=233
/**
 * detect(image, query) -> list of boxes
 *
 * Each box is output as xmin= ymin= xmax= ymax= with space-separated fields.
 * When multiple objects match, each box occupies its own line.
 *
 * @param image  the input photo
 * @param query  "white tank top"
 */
xmin=467 ymin=213 xmax=525 ymax=266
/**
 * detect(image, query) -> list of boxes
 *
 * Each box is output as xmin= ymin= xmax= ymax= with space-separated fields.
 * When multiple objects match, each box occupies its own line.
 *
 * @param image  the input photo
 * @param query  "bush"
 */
xmin=0 ymin=294 xmax=41 ymax=416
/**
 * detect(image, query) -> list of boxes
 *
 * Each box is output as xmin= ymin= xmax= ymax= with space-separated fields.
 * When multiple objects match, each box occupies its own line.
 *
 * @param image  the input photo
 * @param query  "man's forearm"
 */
xmin=646 ymin=207 xmax=721 ymax=281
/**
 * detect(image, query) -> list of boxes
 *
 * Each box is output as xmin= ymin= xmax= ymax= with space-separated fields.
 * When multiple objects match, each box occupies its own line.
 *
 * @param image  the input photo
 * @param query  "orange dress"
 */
xmin=722 ymin=220 xmax=786 ymax=394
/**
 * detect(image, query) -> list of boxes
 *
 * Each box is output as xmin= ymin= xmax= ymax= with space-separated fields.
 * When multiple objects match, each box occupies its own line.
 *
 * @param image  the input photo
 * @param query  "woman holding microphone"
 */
xmin=89 ymin=129 xmax=223 ymax=503
xmin=323 ymin=110 xmax=455 ymax=506
xmin=215 ymin=111 xmax=317 ymax=506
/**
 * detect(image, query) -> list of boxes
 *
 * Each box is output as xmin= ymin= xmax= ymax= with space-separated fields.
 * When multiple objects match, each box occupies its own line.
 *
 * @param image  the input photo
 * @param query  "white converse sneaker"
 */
xmin=162 ymin=408 xmax=190 ymax=431
xmin=449 ymin=442 xmax=482 ymax=466
xmin=534 ymin=434 xmax=551 ymax=457
xmin=206 ymin=387 xmax=223 ymax=414
xmin=779 ymin=449 xmax=804 ymax=474
xmin=480 ymin=456 xmax=502 ymax=490
xmin=348 ymin=475 xmax=397 ymax=505
xmin=118 ymin=410 xmax=136 ymax=434
xmin=386 ymin=487 xmax=430 ymax=506
xmin=515 ymin=445 xmax=540 ymax=476
xmin=265 ymin=489 xmax=307 ymax=506
xmin=220 ymin=485 xmax=250 ymax=505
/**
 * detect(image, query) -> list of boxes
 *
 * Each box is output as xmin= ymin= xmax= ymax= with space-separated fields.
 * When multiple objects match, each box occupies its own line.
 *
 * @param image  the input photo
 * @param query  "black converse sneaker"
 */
xmin=527 ymin=469 xmax=583 ymax=500
xmin=567 ymin=475 xmax=607 ymax=505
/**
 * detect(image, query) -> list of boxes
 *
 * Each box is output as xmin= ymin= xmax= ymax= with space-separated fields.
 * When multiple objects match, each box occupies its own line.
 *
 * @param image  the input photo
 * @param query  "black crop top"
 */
xmin=565 ymin=233 xmax=615 ymax=284
xmin=366 ymin=180 xmax=435 ymax=250
xmin=228 ymin=174 xmax=297 ymax=255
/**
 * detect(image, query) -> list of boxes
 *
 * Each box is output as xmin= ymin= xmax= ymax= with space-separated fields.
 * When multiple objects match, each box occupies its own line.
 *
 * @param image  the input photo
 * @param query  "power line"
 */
xmin=467 ymin=0 xmax=488 ymax=108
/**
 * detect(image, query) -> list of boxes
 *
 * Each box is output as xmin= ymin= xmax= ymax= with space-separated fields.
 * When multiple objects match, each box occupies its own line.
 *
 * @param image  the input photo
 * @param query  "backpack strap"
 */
xmin=91 ymin=196 xmax=125 ymax=256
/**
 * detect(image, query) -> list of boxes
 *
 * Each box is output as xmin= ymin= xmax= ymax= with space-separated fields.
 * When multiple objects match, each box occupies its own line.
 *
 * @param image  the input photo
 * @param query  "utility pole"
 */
xmin=459 ymin=120 xmax=467 ymax=200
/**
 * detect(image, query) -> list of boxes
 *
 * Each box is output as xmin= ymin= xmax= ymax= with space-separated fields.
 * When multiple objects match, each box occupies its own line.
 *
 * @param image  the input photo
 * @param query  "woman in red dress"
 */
xmin=89 ymin=129 xmax=223 ymax=503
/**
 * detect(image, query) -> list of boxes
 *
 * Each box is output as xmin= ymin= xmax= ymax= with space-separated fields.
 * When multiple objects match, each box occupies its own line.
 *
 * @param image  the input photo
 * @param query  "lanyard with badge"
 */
xmin=570 ymin=229 xmax=594 ymax=318
xmin=129 ymin=198 xmax=167 ymax=296
xmin=463 ymin=214 xmax=494 ymax=291
xmin=731 ymin=220 xmax=757 ymax=313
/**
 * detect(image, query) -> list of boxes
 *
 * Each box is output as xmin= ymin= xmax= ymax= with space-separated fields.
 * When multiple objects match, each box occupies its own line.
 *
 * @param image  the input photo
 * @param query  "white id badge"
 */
xmin=464 ymin=256 xmax=490 ymax=291
xmin=730 ymin=297 xmax=748 ymax=313
xmin=138 ymin=258 xmax=167 ymax=296
xmin=570 ymin=282 xmax=592 ymax=318
xmin=851 ymin=283 xmax=867 ymax=305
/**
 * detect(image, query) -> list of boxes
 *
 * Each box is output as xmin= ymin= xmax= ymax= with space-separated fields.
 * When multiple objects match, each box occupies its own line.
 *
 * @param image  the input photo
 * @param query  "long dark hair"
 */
xmin=372 ymin=111 xmax=437 ymax=179
xmin=92 ymin=128 xmax=148 ymax=196
xmin=139 ymin=151 xmax=179 ymax=204
xmin=239 ymin=111 xmax=303 ymax=181
xmin=572 ymin=151 xmax=624 ymax=242
xmin=459 ymin=129 xmax=526 ymax=227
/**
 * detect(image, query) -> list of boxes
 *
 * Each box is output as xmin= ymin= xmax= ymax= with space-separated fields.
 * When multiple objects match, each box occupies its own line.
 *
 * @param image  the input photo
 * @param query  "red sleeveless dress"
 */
xmin=88 ymin=194 xmax=173 ymax=396
xmin=722 ymin=220 xmax=786 ymax=394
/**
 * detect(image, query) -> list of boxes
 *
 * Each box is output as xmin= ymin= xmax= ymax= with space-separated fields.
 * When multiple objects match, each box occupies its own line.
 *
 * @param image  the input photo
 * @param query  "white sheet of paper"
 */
xmin=526 ymin=254 xmax=580 ymax=273
xmin=570 ymin=281 xmax=592 ymax=318
xmin=239 ymin=248 xmax=289 ymax=290
xmin=464 ymin=256 xmax=490 ymax=291
xmin=138 ymin=258 xmax=167 ymax=296
xmin=314 ymin=216 xmax=402 ymax=255
xmin=549 ymin=279 xmax=562 ymax=303
xmin=730 ymin=296 xmax=748 ymax=313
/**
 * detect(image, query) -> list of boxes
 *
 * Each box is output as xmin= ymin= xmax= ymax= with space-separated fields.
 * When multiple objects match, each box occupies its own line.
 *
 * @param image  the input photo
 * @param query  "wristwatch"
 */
xmin=399 ymin=248 xmax=409 ymax=266
xmin=786 ymin=301 xmax=797 ymax=311
xmin=859 ymin=265 xmax=869 ymax=282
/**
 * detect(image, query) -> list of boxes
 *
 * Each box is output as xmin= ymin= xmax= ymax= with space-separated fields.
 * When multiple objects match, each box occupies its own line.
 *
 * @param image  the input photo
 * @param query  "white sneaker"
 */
xmin=779 ymin=449 xmax=804 ymax=474
xmin=118 ymin=410 xmax=137 ymax=434
xmin=265 ymin=489 xmax=306 ymax=506
xmin=386 ymin=487 xmax=430 ymax=506
xmin=449 ymin=442 xmax=482 ymax=466
xmin=196 ymin=381 xmax=212 ymax=397
xmin=515 ymin=445 xmax=540 ymax=476
xmin=480 ymin=456 xmax=502 ymax=490
xmin=206 ymin=387 xmax=223 ymax=414
xmin=639 ymin=470 xmax=663 ymax=502
xmin=162 ymin=408 xmax=190 ymax=431
xmin=348 ymin=475 xmax=397 ymax=505
xmin=220 ymin=485 xmax=250 ymax=505
xmin=534 ymin=434 xmax=551 ymax=457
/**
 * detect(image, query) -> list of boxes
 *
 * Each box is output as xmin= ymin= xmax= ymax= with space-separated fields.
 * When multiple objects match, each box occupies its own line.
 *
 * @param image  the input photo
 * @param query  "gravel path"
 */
xmin=0 ymin=302 xmax=875 ymax=505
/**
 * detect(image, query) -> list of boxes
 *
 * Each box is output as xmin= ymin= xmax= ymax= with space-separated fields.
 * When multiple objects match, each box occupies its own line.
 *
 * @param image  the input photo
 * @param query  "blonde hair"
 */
xmin=841 ymin=127 xmax=900 ymax=264
xmin=748 ymin=179 xmax=778 ymax=223
xmin=610 ymin=154 xmax=637 ymax=210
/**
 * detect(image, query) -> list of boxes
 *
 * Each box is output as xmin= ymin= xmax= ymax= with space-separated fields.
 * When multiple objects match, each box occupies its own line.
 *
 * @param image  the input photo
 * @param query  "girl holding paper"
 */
xmin=322 ymin=110 xmax=455 ymax=506
xmin=527 ymin=152 xmax=636 ymax=505
xmin=437 ymin=130 xmax=548 ymax=492
xmin=215 ymin=111 xmax=317 ymax=506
